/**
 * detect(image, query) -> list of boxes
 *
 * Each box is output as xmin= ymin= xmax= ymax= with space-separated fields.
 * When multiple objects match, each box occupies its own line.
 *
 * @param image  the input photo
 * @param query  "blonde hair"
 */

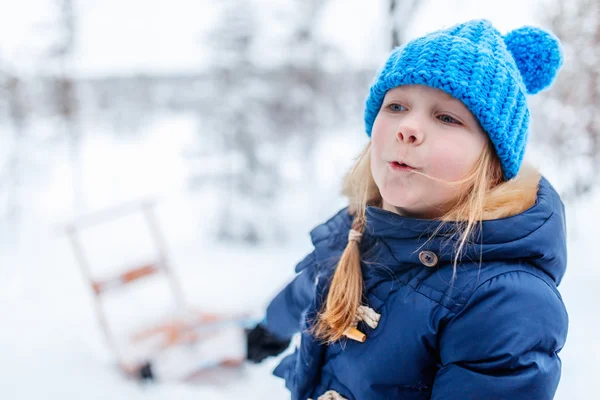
xmin=312 ymin=139 xmax=513 ymax=343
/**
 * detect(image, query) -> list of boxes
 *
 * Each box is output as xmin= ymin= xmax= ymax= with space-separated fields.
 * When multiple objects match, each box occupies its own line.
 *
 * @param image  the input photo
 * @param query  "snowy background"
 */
xmin=0 ymin=0 xmax=598 ymax=399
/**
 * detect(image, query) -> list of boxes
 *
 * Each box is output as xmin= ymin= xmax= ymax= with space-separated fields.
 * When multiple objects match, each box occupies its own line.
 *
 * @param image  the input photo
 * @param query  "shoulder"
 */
xmin=438 ymin=266 xmax=568 ymax=361
xmin=469 ymin=266 xmax=565 ymax=312
xmin=446 ymin=264 xmax=568 ymax=336
xmin=432 ymin=263 xmax=568 ymax=400
xmin=414 ymin=259 xmax=564 ymax=317
xmin=466 ymin=261 xmax=563 ymax=307
xmin=293 ymin=207 xmax=353 ymax=274
xmin=309 ymin=206 xmax=353 ymax=245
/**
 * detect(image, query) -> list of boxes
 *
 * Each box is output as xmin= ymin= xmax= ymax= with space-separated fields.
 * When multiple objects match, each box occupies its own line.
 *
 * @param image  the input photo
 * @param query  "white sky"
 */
xmin=0 ymin=0 xmax=542 ymax=76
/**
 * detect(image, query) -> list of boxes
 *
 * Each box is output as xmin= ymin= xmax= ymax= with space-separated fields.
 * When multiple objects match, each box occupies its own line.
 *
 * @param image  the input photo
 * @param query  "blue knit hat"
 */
xmin=364 ymin=19 xmax=563 ymax=180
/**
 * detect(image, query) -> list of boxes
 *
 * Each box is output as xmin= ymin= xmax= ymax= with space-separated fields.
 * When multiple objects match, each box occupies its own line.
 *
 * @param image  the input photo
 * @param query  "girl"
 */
xmin=247 ymin=19 xmax=568 ymax=400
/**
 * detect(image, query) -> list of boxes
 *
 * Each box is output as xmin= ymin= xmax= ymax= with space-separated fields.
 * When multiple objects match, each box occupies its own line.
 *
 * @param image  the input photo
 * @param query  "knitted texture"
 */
xmin=364 ymin=19 xmax=563 ymax=180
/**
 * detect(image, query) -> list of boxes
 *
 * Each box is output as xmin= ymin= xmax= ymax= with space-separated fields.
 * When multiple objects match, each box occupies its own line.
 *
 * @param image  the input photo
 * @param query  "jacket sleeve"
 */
xmin=263 ymin=251 xmax=318 ymax=340
xmin=431 ymin=270 xmax=568 ymax=400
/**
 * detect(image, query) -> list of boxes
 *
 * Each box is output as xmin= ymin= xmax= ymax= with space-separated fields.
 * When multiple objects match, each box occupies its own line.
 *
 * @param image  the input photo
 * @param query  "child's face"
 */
xmin=370 ymin=84 xmax=488 ymax=219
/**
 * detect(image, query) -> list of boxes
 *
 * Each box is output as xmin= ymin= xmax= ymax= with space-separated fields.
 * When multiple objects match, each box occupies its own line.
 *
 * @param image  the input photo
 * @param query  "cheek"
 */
xmin=427 ymin=135 xmax=485 ymax=179
xmin=370 ymin=118 xmax=390 ymax=167
xmin=371 ymin=116 xmax=391 ymax=145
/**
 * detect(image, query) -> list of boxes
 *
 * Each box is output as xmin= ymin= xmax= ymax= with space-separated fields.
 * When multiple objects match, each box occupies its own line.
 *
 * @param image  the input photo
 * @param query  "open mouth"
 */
xmin=389 ymin=161 xmax=415 ymax=171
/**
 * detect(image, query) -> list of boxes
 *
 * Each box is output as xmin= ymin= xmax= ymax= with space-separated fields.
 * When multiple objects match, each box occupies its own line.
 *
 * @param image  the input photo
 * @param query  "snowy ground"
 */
xmin=0 ymin=115 xmax=357 ymax=399
xmin=0 ymin=114 xmax=598 ymax=399
xmin=0 ymin=226 xmax=298 ymax=399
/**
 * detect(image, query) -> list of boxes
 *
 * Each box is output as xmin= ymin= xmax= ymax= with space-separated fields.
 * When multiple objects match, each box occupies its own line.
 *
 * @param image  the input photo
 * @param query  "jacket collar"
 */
xmin=360 ymin=168 xmax=566 ymax=284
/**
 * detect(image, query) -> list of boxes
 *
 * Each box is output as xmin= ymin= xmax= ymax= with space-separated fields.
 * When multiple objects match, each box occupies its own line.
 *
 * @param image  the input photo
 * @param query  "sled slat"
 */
xmin=92 ymin=263 xmax=160 ymax=295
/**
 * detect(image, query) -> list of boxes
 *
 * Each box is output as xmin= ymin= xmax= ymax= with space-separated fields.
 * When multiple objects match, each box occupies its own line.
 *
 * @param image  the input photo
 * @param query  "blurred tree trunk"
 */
xmin=193 ymin=0 xmax=335 ymax=244
xmin=533 ymin=0 xmax=599 ymax=200
xmin=50 ymin=0 xmax=84 ymax=215
xmin=389 ymin=0 xmax=423 ymax=49
xmin=4 ymin=75 xmax=26 ymax=229
xmin=291 ymin=0 xmax=328 ymax=178
xmin=201 ymin=0 xmax=262 ymax=244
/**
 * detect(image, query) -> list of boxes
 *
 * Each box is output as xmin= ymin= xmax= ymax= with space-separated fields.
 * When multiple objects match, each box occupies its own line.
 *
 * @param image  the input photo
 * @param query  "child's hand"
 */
xmin=245 ymin=323 xmax=291 ymax=363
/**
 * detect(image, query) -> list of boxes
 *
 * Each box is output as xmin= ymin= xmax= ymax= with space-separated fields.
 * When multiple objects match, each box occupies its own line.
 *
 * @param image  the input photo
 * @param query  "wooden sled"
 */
xmin=66 ymin=199 xmax=252 ymax=383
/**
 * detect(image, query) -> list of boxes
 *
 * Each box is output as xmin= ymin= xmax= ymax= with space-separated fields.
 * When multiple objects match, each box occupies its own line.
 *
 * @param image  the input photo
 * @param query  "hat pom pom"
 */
xmin=504 ymin=26 xmax=563 ymax=95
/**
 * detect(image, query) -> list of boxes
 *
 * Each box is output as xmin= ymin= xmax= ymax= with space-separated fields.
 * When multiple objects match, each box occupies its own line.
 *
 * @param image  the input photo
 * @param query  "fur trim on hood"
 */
xmin=482 ymin=164 xmax=541 ymax=220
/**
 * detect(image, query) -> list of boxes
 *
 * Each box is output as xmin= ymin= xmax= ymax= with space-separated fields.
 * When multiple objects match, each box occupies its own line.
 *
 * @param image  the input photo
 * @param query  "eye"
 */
xmin=388 ymin=103 xmax=407 ymax=112
xmin=438 ymin=114 xmax=460 ymax=125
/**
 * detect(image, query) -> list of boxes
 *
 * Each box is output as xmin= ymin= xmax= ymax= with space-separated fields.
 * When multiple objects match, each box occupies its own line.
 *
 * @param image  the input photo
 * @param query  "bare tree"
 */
xmin=389 ymin=0 xmax=423 ymax=49
xmin=191 ymin=0 xmax=339 ymax=244
xmin=0 ymin=69 xmax=28 ymax=232
xmin=48 ymin=0 xmax=84 ymax=214
xmin=5 ymin=76 xmax=26 ymax=223
xmin=282 ymin=0 xmax=331 ymax=193
xmin=532 ymin=0 xmax=600 ymax=200
xmin=195 ymin=0 xmax=267 ymax=244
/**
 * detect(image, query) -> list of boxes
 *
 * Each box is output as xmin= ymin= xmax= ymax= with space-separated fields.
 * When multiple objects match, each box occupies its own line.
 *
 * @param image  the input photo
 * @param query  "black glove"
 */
xmin=138 ymin=361 xmax=154 ymax=381
xmin=246 ymin=323 xmax=291 ymax=363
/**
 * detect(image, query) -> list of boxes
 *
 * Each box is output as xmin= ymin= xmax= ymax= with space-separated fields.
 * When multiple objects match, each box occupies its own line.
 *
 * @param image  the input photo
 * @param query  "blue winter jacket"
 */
xmin=265 ymin=177 xmax=568 ymax=400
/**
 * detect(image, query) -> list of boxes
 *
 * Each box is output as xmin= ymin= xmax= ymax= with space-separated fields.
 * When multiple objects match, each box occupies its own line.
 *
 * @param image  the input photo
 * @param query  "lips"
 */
xmin=388 ymin=161 xmax=416 ymax=171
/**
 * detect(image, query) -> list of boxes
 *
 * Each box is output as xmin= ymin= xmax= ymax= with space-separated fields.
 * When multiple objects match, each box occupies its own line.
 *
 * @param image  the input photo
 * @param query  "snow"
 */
xmin=0 ymin=229 xmax=294 ymax=399
xmin=0 ymin=0 xmax=598 ymax=398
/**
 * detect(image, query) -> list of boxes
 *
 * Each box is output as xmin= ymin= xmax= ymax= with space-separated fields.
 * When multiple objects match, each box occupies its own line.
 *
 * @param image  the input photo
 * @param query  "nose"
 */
xmin=396 ymin=120 xmax=424 ymax=145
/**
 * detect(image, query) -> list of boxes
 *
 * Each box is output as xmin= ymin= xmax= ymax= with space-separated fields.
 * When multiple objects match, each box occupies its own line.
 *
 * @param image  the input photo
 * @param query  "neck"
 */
xmin=381 ymin=199 xmax=451 ymax=220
